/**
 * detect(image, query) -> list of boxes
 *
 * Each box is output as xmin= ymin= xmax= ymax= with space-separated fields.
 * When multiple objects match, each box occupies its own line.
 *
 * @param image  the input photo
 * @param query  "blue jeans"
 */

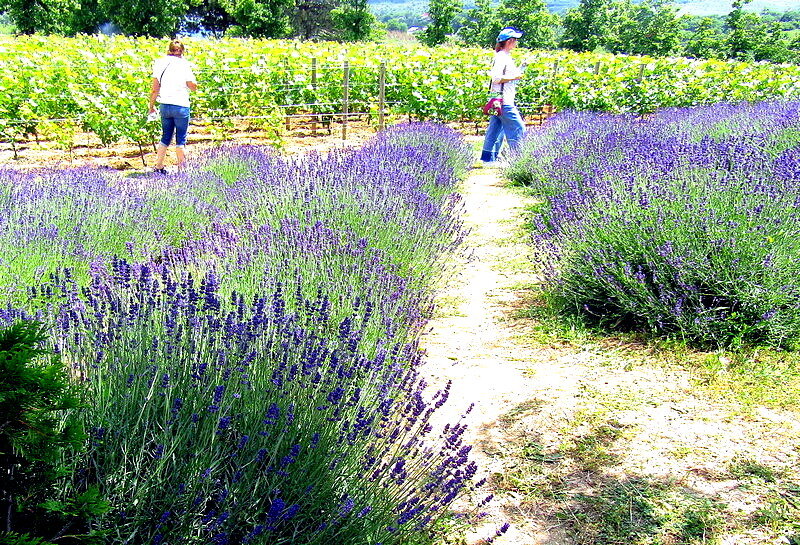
xmin=480 ymin=104 xmax=525 ymax=162
xmin=159 ymin=104 xmax=191 ymax=147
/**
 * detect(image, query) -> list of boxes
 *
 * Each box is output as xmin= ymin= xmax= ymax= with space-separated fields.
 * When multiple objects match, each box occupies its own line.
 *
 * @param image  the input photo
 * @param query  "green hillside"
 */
xmin=673 ymin=0 xmax=798 ymax=15
xmin=369 ymin=0 xmax=797 ymax=17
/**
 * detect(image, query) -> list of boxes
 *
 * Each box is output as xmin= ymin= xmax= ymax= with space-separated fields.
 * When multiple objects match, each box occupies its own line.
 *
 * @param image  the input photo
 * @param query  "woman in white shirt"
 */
xmin=480 ymin=27 xmax=525 ymax=164
xmin=148 ymin=40 xmax=198 ymax=173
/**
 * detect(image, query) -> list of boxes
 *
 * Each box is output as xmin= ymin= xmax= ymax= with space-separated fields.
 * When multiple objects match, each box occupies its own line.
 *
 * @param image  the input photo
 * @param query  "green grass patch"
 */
xmin=564 ymin=478 xmax=726 ymax=545
xmin=690 ymin=349 xmax=800 ymax=410
xmin=729 ymin=457 xmax=779 ymax=482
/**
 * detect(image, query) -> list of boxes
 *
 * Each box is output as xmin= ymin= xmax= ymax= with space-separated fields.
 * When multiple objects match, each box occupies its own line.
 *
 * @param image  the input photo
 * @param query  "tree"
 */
xmin=0 ymin=0 xmax=80 ymax=34
xmin=753 ymin=20 xmax=795 ymax=63
xmin=183 ymin=0 xmax=237 ymax=37
xmin=495 ymin=0 xmax=557 ymax=49
xmin=329 ymin=0 xmax=378 ymax=41
xmin=726 ymin=0 xmax=761 ymax=60
xmin=293 ymin=0 xmax=336 ymax=39
xmin=99 ymin=0 xmax=190 ymax=36
xmin=560 ymin=0 xmax=619 ymax=51
xmin=616 ymin=0 xmax=683 ymax=56
xmin=67 ymin=0 xmax=107 ymax=34
xmin=385 ymin=17 xmax=408 ymax=32
xmin=685 ymin=16 xmax=727 ymax=58
xmin=722 ymin=0 xmax=798 ymax=63
xmin=457 ymin=0 xmax=556 ymax=49
xmin=419 ymin=0 xmax=461 ymax=46
xmin=457 ymin=0 xmax=499 ymax=48
xmin=222 ymin=0 xmax=293 ymax=38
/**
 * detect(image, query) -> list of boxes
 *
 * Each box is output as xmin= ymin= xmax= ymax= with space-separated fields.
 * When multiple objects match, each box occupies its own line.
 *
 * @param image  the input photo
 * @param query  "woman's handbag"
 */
xmin=482 ymin=97 xmax=503 ymax=115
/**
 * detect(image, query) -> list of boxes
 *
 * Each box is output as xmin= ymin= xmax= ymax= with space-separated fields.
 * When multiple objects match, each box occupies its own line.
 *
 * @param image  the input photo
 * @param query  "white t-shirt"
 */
xmin=152 ymin=56 xmax=196 ymax=108
xmin=489 ymin=51 xmax=523 ymax=106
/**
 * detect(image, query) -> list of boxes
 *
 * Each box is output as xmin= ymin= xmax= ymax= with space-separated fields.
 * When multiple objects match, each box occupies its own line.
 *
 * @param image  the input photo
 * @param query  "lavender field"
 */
xmin=0 ymin=124 xmax=493 ymax=543
xmin=508 ymin=100 xmax=800 ymax=348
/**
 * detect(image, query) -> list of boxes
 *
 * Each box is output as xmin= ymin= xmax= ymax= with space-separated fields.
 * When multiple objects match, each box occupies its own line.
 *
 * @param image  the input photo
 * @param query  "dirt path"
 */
xmin=420 ymin=165 xmax=570 ymax=544
xmin=421 ymin=167 xmax=800 ymax=545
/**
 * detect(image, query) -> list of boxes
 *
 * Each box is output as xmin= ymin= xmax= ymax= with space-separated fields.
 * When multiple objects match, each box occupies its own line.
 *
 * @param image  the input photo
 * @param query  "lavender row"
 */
xmin=508 ymin=101 xmax=800 ymax=348
xmin=2 ymin=122 xmax=471 ymax=348
xmin=2 ymin=260 xmax=480 ymax=544
xmin=1 ymin=123 xmax=484 ymax=543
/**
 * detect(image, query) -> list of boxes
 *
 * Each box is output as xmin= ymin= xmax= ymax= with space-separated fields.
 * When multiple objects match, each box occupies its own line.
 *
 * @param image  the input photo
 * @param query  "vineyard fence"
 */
xmin=0 ymin=58 xmax=664 ymax=164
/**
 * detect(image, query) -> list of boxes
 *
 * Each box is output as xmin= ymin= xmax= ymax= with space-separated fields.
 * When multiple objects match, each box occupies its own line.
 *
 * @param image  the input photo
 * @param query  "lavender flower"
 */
xmin=0 ymin=124 xmax=480 ymax=545
xmin=510 ymin=100 xmax=800 ymax=348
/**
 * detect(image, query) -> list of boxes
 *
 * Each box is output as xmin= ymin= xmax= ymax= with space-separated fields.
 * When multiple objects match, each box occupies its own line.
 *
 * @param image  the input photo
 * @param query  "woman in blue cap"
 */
xmin=480 ymin=27 xmax=525 ymax=164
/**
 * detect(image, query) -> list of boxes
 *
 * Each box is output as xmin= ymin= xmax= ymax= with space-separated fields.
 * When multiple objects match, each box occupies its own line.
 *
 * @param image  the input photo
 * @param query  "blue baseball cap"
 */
xmin=496 ymin=27 xmax=523 ymax=42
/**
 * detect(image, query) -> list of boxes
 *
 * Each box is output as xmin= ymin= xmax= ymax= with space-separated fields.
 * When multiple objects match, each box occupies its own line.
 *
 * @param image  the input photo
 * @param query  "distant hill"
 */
xmin=670 ymin=0 xmax=797 ymax=16
xmin=546 ymin=0 xmax=797 ymax=14
xmin=369 ymin=0 xmax=798 ymax=16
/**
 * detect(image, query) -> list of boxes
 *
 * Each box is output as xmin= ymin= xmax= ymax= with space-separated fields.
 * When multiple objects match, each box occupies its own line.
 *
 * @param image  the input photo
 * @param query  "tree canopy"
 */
xmin=0 ymin=0 xmax=797 ymax=64
xmin=0 ymin=0 xmax=377 ymax=40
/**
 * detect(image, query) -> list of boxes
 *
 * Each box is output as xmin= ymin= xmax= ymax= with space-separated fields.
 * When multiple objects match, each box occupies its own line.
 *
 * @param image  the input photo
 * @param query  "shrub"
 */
xmin=0 ymin=124 xmax=480 ymax=544
xmin=0 ymin=320 xmax=107 ymax=544
xmin=12 ymin=262 xmax=475 ymax=544
xmin=510 ymin=101 xmax=800 ymax=348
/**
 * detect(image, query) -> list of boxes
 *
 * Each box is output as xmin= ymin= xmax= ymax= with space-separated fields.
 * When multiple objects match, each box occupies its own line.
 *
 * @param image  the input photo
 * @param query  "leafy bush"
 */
xmin=0 ymin=320 xmax=108 ymax=544
xmin=510 ymin=100 xmax=800 ymax=348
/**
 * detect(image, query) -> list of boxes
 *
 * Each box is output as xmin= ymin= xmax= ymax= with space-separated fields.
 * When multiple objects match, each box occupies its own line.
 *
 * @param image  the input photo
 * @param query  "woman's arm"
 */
xmin=149 ymin=78 xmax=160 ymax=112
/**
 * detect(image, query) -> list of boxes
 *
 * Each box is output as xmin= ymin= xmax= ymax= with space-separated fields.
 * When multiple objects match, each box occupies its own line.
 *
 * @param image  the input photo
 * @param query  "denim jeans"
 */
xmin=159 ymin=104 xmax=191 ymax=147
xmin=480 ymin=104 xmax=525 ymax=162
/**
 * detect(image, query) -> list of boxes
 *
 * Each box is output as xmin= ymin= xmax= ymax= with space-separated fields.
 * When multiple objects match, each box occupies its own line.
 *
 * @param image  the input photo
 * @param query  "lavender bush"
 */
xmin=3 ymin=123 xmax=470 ymax=349
xmin=0 ymin=166 xmax=215 ymax=303
xmin=6 ymin=263 xmax=476 ymax=544
xmin=0 ymin=124 xmax=483 ymax=543
xmin=509 ymin=101 xmax=800 ymax=348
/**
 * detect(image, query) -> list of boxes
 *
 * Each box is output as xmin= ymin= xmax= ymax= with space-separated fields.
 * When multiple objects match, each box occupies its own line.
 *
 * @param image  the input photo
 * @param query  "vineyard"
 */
xmin=3 ymin=35 xmax=800 ymax=153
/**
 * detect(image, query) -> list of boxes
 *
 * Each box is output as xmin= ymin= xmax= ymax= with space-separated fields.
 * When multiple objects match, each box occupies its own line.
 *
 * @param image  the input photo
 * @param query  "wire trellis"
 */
xmin=0 ymin=57 xmax=560 ymax=163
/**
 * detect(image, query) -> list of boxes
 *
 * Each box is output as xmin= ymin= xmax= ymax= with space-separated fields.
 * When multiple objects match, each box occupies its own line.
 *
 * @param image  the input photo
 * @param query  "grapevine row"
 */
xmin=2 ymin=35 xmax=800 ymax=148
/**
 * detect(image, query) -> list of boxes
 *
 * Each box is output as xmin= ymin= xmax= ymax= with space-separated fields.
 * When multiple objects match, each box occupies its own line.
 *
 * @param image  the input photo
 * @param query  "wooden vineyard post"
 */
xmin=594 ymin=61 xmax=602 ymax=75
xmin=636 ymin=63 xmax=648 ymax=120
xmin=284 ymin=58 xmax=291 ymax=132
xmin=311 ymin=58 xmax=318 ymax=135
xmin=343 ymin=60 xmax=350 ymax=141
xmin=378 ymin=61 xmax=386 ymax=132
xmin=541 ymin=60 xmax=560 ymax=123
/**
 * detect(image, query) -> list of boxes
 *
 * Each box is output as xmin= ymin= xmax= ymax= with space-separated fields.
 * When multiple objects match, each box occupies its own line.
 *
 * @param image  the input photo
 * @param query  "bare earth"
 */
xmin=420 ymin=164 xmax=800 ymax=545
